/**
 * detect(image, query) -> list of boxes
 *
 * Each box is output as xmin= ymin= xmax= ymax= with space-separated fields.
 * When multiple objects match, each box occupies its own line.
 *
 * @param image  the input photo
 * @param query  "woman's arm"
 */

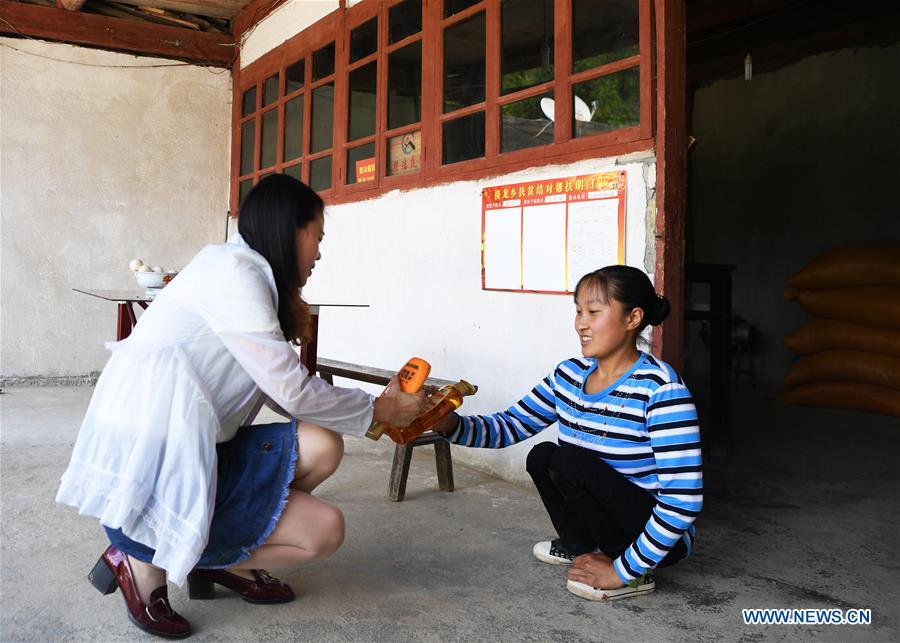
xmin=612 ymin=379 xmax=703 ymax=582
xmin=196 ymin=252 xmax=422 ymax=435
xmin=434 ymin=369 xmax=559 ymax=448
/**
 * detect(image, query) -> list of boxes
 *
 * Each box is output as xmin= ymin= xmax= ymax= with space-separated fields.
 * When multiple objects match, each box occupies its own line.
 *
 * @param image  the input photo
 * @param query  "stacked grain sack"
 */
xmin=782 ymin=241 xmax=900 ymax=417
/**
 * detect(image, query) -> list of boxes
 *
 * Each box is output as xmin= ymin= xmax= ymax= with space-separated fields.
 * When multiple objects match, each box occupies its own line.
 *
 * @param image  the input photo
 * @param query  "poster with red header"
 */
xmin=481 ymin=171 xmax=626 ymax=294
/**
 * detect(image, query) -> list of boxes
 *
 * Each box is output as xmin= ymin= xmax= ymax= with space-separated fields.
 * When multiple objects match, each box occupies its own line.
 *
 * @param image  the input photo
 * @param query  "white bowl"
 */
xmin=135 ymin=271 xmax=165 ymax=289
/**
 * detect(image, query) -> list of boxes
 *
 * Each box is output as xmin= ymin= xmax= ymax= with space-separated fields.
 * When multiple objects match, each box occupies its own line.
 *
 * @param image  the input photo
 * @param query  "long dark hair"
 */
xmin=238 ymin=174 xmax=323 ymax=345
xmin=574 ymin=265 xmax=670 ymax=332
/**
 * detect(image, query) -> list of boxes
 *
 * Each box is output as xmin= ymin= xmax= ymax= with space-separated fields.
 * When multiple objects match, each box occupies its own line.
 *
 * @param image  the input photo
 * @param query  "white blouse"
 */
xmin=56 ymin=235 xmax=374 ymax=585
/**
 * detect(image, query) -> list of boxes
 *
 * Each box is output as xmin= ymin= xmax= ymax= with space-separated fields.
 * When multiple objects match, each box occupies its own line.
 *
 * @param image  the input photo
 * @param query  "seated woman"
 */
xmin=434 ymin=265 xmax=703 ymax=601
xmin=56 ymin=175 xmax=426 ymax=638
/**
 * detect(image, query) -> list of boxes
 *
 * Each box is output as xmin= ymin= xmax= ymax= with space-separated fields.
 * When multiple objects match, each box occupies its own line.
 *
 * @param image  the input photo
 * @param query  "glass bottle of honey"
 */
xmin=384 ymin=380 xmax=477 ymax=445
xmin=366 ymin=358 xmax=431 ymax=440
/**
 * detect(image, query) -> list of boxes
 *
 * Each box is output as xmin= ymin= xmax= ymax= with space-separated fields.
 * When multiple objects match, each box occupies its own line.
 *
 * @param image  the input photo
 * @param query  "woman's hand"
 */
xmin=566 ymin=553 xmax=625 ymax=590
xmin=431 ymin=412 xmax=458 ymax=435
xmin=372 ymin=374 xmax=427 ymax=428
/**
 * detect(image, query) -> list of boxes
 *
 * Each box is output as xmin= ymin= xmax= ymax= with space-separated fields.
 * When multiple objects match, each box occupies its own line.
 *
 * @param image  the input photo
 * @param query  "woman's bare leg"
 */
xmin=292 ymin=422 xmax=344 ymax=493
xmin=230 ymin=491 xmax=345 ymax=569
xmin=230 ymin=423 xmax=346 ymax=572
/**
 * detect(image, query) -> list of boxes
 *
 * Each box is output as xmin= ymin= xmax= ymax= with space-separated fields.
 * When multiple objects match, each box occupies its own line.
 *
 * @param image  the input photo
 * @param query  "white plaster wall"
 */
xmin=303 ymin=154 xmax=656 ymax=485
xmin=0 ymin=39 xmax=232 ymax=378
xmin=240 ymin=0 xmax=339 ymax=69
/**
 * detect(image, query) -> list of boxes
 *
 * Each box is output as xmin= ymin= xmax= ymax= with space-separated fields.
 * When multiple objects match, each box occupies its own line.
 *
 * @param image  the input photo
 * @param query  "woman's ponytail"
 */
xmin=573 ymin=265 xmax=669 ymax=331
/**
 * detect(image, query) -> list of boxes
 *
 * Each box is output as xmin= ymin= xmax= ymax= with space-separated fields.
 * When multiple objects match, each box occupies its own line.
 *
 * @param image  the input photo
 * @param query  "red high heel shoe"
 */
xmin=89 ymin=546 xmax=191 ymax=639
xmin=187 ymin=569 xmax=294 ymax=604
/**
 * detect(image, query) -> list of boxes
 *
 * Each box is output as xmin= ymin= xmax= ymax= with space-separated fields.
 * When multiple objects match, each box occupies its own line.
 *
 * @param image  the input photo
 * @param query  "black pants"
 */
xmin=526 ymin=441 xmax=686 ymax=566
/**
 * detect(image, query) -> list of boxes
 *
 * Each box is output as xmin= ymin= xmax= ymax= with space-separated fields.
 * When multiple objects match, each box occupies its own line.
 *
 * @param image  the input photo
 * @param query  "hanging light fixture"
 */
xmin=744 ymin=52 xmax=753 ymax=81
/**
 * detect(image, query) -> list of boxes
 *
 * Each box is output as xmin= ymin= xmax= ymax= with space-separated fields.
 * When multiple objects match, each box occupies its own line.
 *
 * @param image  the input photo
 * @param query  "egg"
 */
xmin=138 ymin=264 xmax=152 ymax=273
xmin=129 ymin=259 xmax=144 ymax=272
xmin=152 ymin=266 xmax=164 ymax=273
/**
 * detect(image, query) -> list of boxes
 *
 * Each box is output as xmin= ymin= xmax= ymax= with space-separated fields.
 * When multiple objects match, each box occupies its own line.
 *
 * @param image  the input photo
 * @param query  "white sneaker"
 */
xmin=532 ymin=539 xmax=575 ymax=565
xmin=566 ymin=573 xmax=656 ymax=601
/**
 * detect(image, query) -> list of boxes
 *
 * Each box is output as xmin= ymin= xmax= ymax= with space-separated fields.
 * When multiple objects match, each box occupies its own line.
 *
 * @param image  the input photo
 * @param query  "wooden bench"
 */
xmin=316 ymin=357 xmax=454 ymax=502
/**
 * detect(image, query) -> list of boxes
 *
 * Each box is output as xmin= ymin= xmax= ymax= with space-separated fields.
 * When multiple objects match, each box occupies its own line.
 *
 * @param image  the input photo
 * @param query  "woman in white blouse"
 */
xmin=56 ymin=175 xmax=425 ymax=638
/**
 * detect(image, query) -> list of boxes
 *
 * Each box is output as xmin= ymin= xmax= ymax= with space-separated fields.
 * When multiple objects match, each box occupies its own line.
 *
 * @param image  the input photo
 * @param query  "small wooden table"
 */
xmin=72 ymin=288 xmax=152 ymax=342
xmin=73 ymin=288 xmax=367 ymax=375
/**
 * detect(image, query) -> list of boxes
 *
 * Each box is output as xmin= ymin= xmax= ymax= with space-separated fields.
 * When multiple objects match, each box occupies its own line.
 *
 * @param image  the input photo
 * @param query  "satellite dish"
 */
xmin=574 ymin=95 xmax=596 ymax=122
xmin=540 ymin=97 xmax=555 ymax=121
xmin=540 ymin=96 xmax=596 ymax=123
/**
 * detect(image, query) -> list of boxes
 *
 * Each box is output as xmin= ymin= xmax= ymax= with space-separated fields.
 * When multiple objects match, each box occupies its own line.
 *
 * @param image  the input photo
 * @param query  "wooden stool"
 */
xmin=316 ymin=358 xmax=456 ymax=502
xmin=388 ymin=433 xmax=454 ymax=502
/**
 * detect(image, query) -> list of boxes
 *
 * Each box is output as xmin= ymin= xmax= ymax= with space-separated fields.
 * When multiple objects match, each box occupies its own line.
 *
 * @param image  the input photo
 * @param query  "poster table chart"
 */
xmin=72 ymin=288 xmax=367 ymax=374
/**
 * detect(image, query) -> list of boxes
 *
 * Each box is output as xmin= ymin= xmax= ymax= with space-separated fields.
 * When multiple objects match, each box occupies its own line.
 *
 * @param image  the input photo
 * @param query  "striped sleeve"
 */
xmin=613 ymin=380 xmax=703 ymax=582
xmin=444 ymin=369 xmax=558 ymax=448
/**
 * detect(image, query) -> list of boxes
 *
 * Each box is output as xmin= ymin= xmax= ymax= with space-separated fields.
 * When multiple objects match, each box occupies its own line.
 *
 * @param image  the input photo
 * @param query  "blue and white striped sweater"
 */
xmin=445 ymin=352 xmax=703 ymax=582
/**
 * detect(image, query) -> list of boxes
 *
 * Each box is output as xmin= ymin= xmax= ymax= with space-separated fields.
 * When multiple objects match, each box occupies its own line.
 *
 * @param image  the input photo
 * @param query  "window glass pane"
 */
xmin=348 ymin=62 xmax=377 ymax=141
xmin=311 ymin=82 xmax=334 ymax=153
xmin=442 ymin=111 xmax=484 ymax=164
xmin=390 ymin=0 xmax=422 ymax=43
xmin=501 ymin=0 xmax=553 ymax=95
xmin=573 ymin=0 xmax=639 ymax=72
xmin=309 ymin=156 xmax=332 ymax=191
xmin=573 ymin=68 xmax=640 ymax=138
xmin=242 ymin=86 xmax=257 ymax=116
xmin=286 ymin=59 xmax=305 ymax=93
xmin=350 ymin=17 xmax=378 ymax=63
xmin=444 ymin=0 xmax=479 ymax=18
xmin=239 ymin=179 xmax=253 ymax=206
xmin=443 ymin=12 xmax=485 ymax=113
xmin=388 ymin=41 xmax=421 ymax=130
xmin=388 ymin=131 xmax=421 ymax=176
xmin=240 ymin=119 xmax=255 ymax=175
xmin=284 ymin=164 xmax=302 ymax=181
xmin=263 ymin=74 xmax=279 ymax=106
xmin=347 ymin=143 xmax=376 ymax=185
xmin=313 ymin=42 xmax=335 ymax=80
xmin=501 ymin=92 xmax=554 ymax=153
xmin=260 ymin=109 xmax=278 ymax=169
xmin=284 ymin=96 xmax=304 ymax=161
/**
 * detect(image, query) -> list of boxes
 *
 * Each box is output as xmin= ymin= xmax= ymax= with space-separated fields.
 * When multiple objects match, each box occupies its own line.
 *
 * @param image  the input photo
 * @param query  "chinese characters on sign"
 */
xmin=388 ymin=131 xmax=421 ymax=176
xmin=481 ymin=171 xmax=626 ymax=294
xmin=355 ymin=158 xmax=376 ymax=183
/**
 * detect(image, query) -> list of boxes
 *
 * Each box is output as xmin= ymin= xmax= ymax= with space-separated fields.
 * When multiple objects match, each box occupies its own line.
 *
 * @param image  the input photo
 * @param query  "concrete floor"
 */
xmin=1 ymin=386 xmax=897 ymax=642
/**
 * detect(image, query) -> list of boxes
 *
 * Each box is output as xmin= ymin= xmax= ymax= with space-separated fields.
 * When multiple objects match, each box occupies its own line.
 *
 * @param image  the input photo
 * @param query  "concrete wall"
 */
xmin=303 ymin=155 xmax=656 ymax=484
xmin=0 ymin=39 xmax=232 ymax=378
xmin=687 ymin=43 xmax=900 ymax=390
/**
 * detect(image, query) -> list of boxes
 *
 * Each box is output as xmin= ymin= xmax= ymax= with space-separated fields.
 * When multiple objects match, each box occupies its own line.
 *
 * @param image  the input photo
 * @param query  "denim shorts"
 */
xmin=105 ymin=420 xmax=298 ymax=569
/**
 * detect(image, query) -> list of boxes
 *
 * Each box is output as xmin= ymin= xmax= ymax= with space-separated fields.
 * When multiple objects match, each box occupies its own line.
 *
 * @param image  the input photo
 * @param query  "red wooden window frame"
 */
xmin=230 ymin=0 xmax=654 ymax=212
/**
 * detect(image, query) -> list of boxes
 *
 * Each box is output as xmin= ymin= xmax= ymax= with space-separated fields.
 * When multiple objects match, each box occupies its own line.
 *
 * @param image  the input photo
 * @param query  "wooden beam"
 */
xmin=653 ymin=0 xmax=688 ymax=371
xmin=0 ymin=0 xmax=236 ymax=67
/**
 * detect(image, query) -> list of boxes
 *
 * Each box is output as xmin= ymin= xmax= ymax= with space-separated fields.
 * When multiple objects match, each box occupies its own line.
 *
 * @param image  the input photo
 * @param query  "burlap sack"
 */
xmin=783 ymin=319 xmax=900 ymax=357
xmin=788 ymin=241 xmax=900 ymax=290
xmin=797 ymin=287 xmax=900 ymax=330
xmin=781 ymin=381 xmax=900 ymax=417
xmin=784 ymin=350 xmax=900 ymax=390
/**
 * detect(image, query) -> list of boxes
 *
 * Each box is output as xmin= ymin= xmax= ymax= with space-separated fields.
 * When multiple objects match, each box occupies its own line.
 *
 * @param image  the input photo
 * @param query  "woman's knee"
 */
xmin=547 ymin=444 xmax=585 ymax=483
xmin=297 ymin=423 xmax=344 ymax=475
xmin=526 ymin=441 xmax=558 ymax=475
xmin=307 ymin=503 xmax=345 ymax=559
